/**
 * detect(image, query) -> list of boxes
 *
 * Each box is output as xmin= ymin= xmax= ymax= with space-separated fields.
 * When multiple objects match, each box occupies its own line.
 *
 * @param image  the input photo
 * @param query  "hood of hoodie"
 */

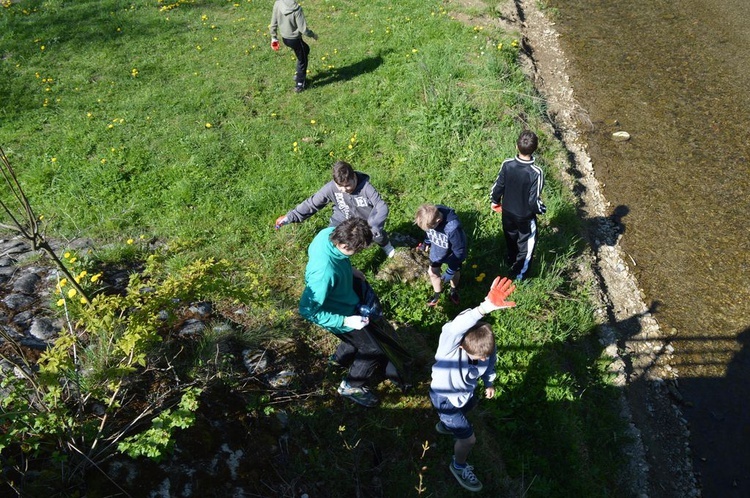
xmin=279 ymin=0 xmax=300 ymax=15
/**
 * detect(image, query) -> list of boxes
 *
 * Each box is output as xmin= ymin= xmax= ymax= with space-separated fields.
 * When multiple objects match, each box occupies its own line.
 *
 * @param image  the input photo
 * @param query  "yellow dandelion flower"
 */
xmin=80 ymin=297 xmax=88 ymax=304
xmin=69 ymin=257 xmax=77 ymax=263
xmin=40 ymin=45 xmax=45 ymax=51
xmin=67 ymin=288 xmax=77 ymax=298
xmin=78 ymin=271 xmax=88 ymax=279
xmin=497 ymin=43 xmax=503 ymax=50
xmin=127 ymin=238 xmax=134 ymax=245
xmin=101 ymin=158 xmax=106 ymax=164
xmin=348 ymin=144 xmax=353 ymax=149
xmin=205 ymin=123 xmax=212 ymax=128
xmin=87 ymin=112 xmax=92 ymax=118
xmin=412 ymin=49 xmax=418 ymax=53
xmin=57 ymin=298 xmax=65 ymax=307
xmin=64 ymin=252 xmax=71 ymax=259
xmin=51 ymin=157 xmax=56 ymax=162
xmin=472 ymin=264 xmax=478 ymax=269
xmin=292 ymin=141 xmax=298 ymax=147
xmin=310 ymin=120 xmax=316 ymax=124
xmin=475 ymin=273 xmax=486 ymax=282
xmin=59 ymin=278 xmax=68 ymax=287
xmin=108 ymin=124 xmax=114 ymax=129
xmin=91 ymin=273 xmax=102 ymax=283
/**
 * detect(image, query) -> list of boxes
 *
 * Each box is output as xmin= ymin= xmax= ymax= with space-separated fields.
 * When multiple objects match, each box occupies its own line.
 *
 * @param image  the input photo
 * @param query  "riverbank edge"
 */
xmin=500 ymin=0 xmax=699 ymax=495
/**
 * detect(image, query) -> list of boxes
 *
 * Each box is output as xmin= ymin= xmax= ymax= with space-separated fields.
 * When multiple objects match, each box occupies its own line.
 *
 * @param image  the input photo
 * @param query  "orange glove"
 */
xmin=478 ymin=276 xmax=516 ymax=313
xmin=275 ymin=214 xmax=289 ymax=229
xmin=491 ymin=203 xmax=502 ymax=213
xmin=271 ymin=39 xmax=280 ymax=51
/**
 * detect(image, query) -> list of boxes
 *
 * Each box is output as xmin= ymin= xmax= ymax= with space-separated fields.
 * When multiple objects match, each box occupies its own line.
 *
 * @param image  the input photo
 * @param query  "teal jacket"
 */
xmin=299 ymin=227 xmax=359 ymax=334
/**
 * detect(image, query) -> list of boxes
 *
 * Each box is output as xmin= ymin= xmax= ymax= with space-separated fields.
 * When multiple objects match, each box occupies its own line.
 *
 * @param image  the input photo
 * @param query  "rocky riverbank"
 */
xmin=498 ymin=0 xmax=699 ymax=495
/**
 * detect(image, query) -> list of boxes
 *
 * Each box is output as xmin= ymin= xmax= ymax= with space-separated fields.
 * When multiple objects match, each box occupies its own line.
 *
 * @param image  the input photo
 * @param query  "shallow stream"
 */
xmin=546 ymin=0 xmax=750 ymax=494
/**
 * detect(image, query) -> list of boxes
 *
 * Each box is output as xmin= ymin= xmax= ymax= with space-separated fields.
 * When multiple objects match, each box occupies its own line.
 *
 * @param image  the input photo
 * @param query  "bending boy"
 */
xmin=299 ymin=218 xmax=389 ymax=407
xmin=276 ymin=161 xmax=395 ymax=257
xmin=415 ymin=204 xmax=467 ymax=306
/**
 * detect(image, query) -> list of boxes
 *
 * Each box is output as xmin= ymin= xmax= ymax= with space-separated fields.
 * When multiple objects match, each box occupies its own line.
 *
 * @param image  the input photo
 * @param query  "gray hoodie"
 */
xmin=285 ymin=172 xmax=389 ymax=237
xmin=270 ymin=0 xmax=312 ymax=40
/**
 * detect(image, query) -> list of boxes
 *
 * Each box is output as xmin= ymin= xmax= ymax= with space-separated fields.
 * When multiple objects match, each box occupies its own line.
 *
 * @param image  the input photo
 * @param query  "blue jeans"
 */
xmin=429 ymin=389 xmax=477 ymax=440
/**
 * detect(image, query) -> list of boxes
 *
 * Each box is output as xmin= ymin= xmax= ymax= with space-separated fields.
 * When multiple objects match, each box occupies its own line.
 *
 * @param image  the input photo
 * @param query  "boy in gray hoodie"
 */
xmin=275 ymin=161 xmax=395 ymax=257
xmin=270 ymin=0 xmax=317 ymax=93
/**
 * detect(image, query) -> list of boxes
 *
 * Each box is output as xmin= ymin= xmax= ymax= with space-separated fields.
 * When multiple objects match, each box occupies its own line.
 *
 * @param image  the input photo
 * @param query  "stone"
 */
xmin=612 ymin=131 xmax=631 ymax=142
xmin=3 ymin=293 xmax=34 ymax=310
xmin=243 ymin=349 xmax=270 ymax=374
xmin=12 ymin=310 xmax=33 ymax=328
xmin=189 ymin=302 xmax=212 ymax=317
xmin=178 ymin=319 xmax=205 ymax=336
xmin=268 ymin=369 xmax=295 ymax=388
xmin=30 ymin=317 xmax=59 ymax=341
xmin=13 ymin=272 xmax=40 ymax=295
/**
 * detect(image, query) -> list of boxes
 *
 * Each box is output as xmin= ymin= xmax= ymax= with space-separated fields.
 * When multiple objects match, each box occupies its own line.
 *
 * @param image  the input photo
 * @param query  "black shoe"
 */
xmin=295 ymin=84 xmax=305 ymax=93
xmin=449 ymin=289 xmax=460 ymax=305
xmin=427 ymin=292 xmax=440 ymax=307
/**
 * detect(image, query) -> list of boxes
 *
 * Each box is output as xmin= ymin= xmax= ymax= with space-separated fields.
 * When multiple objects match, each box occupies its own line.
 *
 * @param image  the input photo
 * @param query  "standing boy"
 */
xmin=270 ymin=0 xmax=317 ymax=93
xmin=275 ymin=161 xmax=395 ymax=257
xmin=430 ymin=276 xmax=516 ymax=492
xmin=414 ymin=204 xmax=467 ymax=306
xmin=490 ymin=130 xmax=546 ymax=280
xmin=299 ymin=218 xmax=389 ymax=407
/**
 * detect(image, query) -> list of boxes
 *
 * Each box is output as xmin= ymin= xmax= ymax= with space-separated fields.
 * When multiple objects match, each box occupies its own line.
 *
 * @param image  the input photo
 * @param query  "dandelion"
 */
xmin=310 ymin=120 xmax=316 ymax=124
xmin=131 ymin=68 xmax=139 ymax=77
xmin=67 ymin=288 xmax=77 ymax=298
xmin=127 ymin=238 xmax=134 ymax=245
xmin=471 ymin=264 xmax=478 ymax=269
xmin=64 ymin=252 xmax=71 ymax=259
xmin=91 ymin=273 xmax=102 ymax=283
xmin=87 ymin=112 xmax=93 ymax=118
xmin=475 ymin=273 xmax=486 ymax=283
xmin=292 ymin=141 xmax=298 ymax=147
xmin=56 ymin=298 xmax=65 ymax=307
xmin=80 ymin=297 xmax=88 ymax=304
xmin=108 ymin=124 xmax=114 ymax=129
xmin=40 ymin=45 xmax=45 ymax=51
xmin=412 ymin=48 xmax=418 ymax=53
xmin=51 ymin=157 xmax=56 ymax=162
xmin=497 ymin=43 xmax=503 ymax=50
xmin=205 ymin=123 xmax=212 ymax=128
xmin=78 ymin=271 xmax=88 ymax=279
xmin=271 ymin=112 xmax=277 ymax=118
xmin=69 ymin=257 xmax=77 ymax=263
xmin=101 ymin=158 xmax=106 ymax=164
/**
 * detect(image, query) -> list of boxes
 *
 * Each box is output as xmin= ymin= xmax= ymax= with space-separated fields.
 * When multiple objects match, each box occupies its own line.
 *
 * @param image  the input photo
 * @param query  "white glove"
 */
xmin=343 ymin=315 xmax=369 ymax=330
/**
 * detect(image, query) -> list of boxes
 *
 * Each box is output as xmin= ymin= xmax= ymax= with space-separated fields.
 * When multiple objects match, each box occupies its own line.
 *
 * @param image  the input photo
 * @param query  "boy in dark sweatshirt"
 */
xmin=490 ymin=130 xmax=546 ymax=280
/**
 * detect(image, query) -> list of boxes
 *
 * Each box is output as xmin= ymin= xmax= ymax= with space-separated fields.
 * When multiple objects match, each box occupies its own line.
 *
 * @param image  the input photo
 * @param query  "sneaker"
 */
xmin=295 ymin=83 xmax=305 ymax=93
xmin=435 ymin=421 xmax=453 ymax=435
xmin=449 ymin=458 xmax=483 ymax=492
xmin=382 ymin=242 xmax=396 ymax=258
xmin=337 ymin=380 xmax=378 ymax=407
xmin=327 ymin=354 xmax=344 ymax=369
xmin=427 ymin=293 xmax=440 ymax=307
xmin=449 ymin=289 xmax=460 ymax=305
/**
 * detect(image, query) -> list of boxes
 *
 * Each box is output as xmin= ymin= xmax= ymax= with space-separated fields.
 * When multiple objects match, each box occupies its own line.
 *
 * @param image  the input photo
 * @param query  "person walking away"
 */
xmin=490 ymin=130 xmax=546 ymax=280
xmin=270 ymin=0 xmax=317 ymax=93
xmin=430 ymin=276 xmax=516 ymax=492
xmin=275 ymin=161 xmax=395 ymax=258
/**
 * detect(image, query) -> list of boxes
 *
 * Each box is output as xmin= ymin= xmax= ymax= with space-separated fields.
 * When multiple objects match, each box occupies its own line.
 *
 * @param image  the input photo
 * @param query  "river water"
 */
xmin=545 ymin=0 xmax=750 ymax=495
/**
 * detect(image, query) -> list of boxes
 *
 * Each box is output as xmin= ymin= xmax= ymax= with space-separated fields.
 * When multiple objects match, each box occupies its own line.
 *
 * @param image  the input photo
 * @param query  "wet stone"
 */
xmin=13 ymin=272 xmax=41 ymax=295
xmin=0 ymin=239 xmax=30 ymax=255
xmin=3 ymin=293 xmax=34 ymax=310
xmin=189 ymin=302 xmax=212 ymax=317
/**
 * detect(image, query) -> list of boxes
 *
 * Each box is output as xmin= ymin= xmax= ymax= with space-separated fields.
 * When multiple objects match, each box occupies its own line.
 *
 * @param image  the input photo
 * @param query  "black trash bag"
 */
xmin=352 ymin=277 xmax=413 ymax=391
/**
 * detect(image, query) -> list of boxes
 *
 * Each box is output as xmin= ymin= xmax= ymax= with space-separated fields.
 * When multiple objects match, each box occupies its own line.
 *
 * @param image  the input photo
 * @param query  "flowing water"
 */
xmin=545 ymin=0 xmax=750 ymax=494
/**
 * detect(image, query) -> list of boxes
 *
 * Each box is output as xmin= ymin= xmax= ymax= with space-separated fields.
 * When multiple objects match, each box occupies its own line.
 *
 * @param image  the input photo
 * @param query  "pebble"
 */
xmin=612 ymin=131 xmax=631 ymax=141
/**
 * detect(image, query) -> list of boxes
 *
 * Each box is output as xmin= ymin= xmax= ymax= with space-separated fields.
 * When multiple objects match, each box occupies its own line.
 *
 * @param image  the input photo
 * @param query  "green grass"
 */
xmin=1 ymin=0 xmax=629 ymax=496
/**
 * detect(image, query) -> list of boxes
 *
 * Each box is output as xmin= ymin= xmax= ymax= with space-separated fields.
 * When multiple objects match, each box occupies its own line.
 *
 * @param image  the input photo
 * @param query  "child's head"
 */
xmin=333 ymin=161 xmax=357 ymax=193
xmin=330 ymin=218 xmax=373 ymax=254
xmin=516 ymin=130 xmax=538 ymax=156
xmin=461 ymin=322 xmax=495 ymax=359
xmin=415 ymin=204 xmax=442 ymax=231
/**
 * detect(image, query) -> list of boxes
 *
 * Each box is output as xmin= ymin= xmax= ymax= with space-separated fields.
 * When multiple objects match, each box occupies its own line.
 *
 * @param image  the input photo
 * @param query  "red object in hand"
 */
xmin=486 ymin=277 xmax=516 ymax=308
xmin=271 ymin=40 xmax=280 ymax=51
xmin=491 ymin=203 xmax=502 ymax=213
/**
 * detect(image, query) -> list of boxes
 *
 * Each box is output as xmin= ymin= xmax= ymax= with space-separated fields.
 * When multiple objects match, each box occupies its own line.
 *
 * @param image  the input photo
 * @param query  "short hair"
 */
xmin=330 ymin=218 xmax=373 ymax=252
xmin=461 ymin=322 xmax=495 ymax=358
xmin=517 ymin=130 xmax=538 ymax=156
xmin=332 ymin=161 xmax=356 ymax=186
xmin=415 ymin=204 xmax=441 ymax=231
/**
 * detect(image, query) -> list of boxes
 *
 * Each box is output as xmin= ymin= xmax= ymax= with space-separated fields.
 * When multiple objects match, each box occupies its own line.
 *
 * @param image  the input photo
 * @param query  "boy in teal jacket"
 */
xmin=299 ymin=218 xmax=387 ymax=407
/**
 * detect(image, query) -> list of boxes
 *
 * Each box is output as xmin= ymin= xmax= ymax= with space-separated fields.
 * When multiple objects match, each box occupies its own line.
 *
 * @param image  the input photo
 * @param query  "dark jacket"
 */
xmin=490 ymin=156 xmax=546 ymax=221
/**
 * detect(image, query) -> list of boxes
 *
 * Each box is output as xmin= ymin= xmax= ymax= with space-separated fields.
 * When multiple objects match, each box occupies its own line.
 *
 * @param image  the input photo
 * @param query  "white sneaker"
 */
xmin=382 ymin=243 xmax=395 ymax=258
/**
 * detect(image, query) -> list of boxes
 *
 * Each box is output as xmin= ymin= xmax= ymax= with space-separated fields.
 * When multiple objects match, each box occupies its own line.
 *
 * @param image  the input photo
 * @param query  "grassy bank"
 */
xmin=1 ymin=0 xmax=628 ymax=496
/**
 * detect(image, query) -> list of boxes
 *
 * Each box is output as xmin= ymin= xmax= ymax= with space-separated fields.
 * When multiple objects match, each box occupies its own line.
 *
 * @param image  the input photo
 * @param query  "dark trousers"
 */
xmin=502 ymin=214 xmax=538 ymax=280
xmin=282 ymin=37 xmax=310 ymax=87
xmin=333 ymin=326 xmax=393 ymax=388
